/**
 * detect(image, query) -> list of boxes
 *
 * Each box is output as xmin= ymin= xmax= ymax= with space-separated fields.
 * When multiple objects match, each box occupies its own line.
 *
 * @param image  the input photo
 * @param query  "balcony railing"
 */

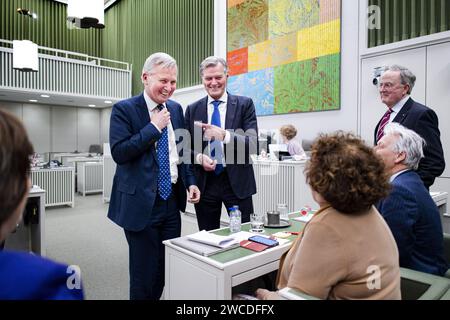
xmin=0 ymin=39 xmax=131 ymax=100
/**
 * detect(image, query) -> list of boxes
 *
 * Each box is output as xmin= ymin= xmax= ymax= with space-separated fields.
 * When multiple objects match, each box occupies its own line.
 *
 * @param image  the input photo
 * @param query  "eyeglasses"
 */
xmin=378 ymin=82 xmax=405 ymax=90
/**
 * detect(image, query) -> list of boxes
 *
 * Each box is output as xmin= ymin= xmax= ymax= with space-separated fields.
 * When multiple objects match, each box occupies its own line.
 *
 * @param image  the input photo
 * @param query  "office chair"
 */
xmin=443 ymin=233 xmax=450 ymax=279
xmin=400 ymin=267 xmax=450 ymax=300
xmin=88 ymin=144 xmax=102 ymax=154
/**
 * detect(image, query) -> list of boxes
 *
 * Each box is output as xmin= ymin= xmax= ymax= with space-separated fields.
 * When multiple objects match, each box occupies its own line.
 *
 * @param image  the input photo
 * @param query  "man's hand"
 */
xmin=195 ymin=122 xmax=226 ymax=141
xmin=152 ymin=108 xmax=171 ymax=130
xmin=188 ymin=185 xmax=201 ymax=204
xmin=197 ymin=154 xmax=216 ymax=172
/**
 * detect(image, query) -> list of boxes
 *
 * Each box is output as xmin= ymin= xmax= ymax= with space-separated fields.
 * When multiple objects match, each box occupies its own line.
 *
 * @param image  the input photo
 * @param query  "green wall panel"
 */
xmin=103 ymin=0 xmax=214 ymax=94
xmin=368 ymin=0 xmax=450 ymax=48
xmin=1 ymin=0 xmax=214 ymax=93
xmin=0 ymin=0 xmax=102 ymax=57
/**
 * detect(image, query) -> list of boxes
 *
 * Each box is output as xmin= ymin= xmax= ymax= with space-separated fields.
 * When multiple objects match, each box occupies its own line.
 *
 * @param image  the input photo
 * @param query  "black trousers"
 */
xmin=124 ymin=193 xmax=180 ymax=300
xmin=195 ymin=170 xmax=253 ymax=231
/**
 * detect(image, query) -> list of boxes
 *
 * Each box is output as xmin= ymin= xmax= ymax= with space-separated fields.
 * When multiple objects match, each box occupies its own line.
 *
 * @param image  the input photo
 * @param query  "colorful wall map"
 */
xmin=227 ymin=0 xmax=341 ymax=116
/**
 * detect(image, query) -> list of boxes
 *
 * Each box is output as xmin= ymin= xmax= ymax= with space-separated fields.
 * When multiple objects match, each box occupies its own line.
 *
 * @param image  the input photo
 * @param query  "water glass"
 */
xmin=250 ymin=213 xmax=265 ymax=233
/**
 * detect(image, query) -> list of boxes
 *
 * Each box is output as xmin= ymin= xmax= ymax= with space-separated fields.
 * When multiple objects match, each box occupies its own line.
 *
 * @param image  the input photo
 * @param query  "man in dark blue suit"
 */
xmin=0 ymin=109 xmax=83 ymax=300
xmin=374 ymin=65 xmax=445 ymax=188
xmin=108 ymin=52 xmax=200 ymax=300
xmin=185 ymin=56 xmax=258 ymax=231
xmin=375 ymin=123 xmax=447 ymax=276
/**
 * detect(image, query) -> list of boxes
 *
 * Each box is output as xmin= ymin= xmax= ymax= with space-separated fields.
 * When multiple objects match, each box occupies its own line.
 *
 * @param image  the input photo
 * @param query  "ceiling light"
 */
xmin=104 ymin=100 xmax=112 ymax=104
xmin=67 ymin=0 xmax=104 ymax=29
xmin=29 ymin=99 xmax=38 ymax=102
xmin=88 ymin=104 xmax=96 ymax=107
xmin=40 ymin=94 xmax=50 ymax=98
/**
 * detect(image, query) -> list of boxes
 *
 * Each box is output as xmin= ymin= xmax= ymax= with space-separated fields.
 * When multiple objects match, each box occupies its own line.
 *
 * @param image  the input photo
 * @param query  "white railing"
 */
xmin=0 ymin=39 xmax=132 ymax=100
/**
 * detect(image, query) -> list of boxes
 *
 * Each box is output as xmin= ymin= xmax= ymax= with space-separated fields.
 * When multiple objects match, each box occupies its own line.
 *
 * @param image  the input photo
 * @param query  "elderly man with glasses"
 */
xmin=374 ymin=65 xmax=445 ymax=189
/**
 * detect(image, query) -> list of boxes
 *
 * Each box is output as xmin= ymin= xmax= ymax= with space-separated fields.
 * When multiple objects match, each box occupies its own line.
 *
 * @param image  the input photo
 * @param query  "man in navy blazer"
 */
xmin=374 ymin=65 xmax=445 ymax=188
xmin=185 ymin=56 xmax=258 ymax=231
xmin=108 ymin=53 xmax=200 ymax=300
xmin=375 ymin=123 xmax=447 ymax=276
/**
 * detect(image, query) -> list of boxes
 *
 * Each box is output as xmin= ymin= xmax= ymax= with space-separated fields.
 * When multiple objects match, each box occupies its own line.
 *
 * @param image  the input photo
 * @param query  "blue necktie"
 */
xmin=156 ymin=104 xmax=172 ymax=200
xmin=210 ymin=100 xmax=224 ymax=175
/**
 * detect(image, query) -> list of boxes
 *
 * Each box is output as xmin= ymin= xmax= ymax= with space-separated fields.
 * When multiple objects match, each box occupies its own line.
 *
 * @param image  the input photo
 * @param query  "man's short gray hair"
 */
xmin=384 ymin=122 xmax=425 ymax=170
xmin=142 ymin=52 xmax=177 ymax=75
xmin=385 ymin=65 xmax=416 ymax=94
xmin=199 ymin=56 xmax=228 ymax=77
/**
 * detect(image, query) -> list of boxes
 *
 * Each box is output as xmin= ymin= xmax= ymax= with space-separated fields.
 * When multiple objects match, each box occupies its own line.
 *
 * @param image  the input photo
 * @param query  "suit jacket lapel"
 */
xmin=393 ymin=97 xmax=413 ymax=124
xmin=136 ymin=93 xmax=157 ymax=159
xmin=225 ymin=93 xmax=238 ymax=129
xmin=136 ymin=94 xmax=150 ymax=126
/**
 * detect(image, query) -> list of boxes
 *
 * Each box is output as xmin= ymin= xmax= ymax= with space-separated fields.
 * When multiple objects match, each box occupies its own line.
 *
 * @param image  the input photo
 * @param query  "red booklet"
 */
xmin=240 ymin=240 xmax=269 ymax=252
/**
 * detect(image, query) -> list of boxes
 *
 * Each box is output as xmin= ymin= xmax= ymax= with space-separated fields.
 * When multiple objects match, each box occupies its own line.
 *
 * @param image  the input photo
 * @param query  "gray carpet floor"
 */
xmin=45 ymin=194 xmax=199 ymax=300
xmin=45 ymin=194 xmax=129 ymax=300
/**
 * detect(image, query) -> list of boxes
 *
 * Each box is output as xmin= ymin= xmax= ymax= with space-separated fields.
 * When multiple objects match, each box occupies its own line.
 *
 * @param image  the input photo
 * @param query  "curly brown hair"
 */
xmin=0 ymin=109 xmax=33 ymax=226
xmin=305 ymin=131 xmax=390 ymax=214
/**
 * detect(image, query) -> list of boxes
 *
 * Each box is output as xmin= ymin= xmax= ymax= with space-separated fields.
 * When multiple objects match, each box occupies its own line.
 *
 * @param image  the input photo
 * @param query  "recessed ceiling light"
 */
xmin=40 ymin=94 xmax=50 ymax=98
xmin=104 ymin=100 xmax=112 ymax=104
xmin=29 ymin=99 xmax=38 ymax=102
xmin=88 ymin=104 xmax=96 ymax=107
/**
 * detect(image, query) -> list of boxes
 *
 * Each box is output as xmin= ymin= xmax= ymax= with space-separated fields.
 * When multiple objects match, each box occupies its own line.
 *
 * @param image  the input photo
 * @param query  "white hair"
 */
xmin=384 ymin=65 xmax=416 ymax=94
xmin=383 ymin=122 xmax=425 ymax=170
xmin=142 ymin=52 xmax=177 ymax=75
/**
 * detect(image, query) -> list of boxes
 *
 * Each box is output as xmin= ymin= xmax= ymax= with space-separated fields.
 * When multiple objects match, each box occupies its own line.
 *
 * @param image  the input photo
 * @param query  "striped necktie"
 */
xmin=376 ymin=108 xmax=393 ymax=143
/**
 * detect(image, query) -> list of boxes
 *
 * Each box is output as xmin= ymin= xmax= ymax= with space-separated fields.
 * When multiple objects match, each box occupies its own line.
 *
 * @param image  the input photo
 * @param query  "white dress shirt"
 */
xmin=387 ymin=95 xmax=410 ymax=123
xmin=205 ymin=92 xmax=231 ymax=166
xmin=143 ymin=91 xmax=179 ymax=184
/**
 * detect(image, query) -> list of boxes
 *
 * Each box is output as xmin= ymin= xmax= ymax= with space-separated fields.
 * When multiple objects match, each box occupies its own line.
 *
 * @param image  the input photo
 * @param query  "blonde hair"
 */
xmin=280 ymin=125 xmax=297 ymax=140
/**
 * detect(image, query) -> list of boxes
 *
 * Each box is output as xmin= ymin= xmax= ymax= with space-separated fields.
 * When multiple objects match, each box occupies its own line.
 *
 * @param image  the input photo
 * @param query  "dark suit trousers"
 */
xmin=124 ymin=192 xmax=180 ymax=300
xmin=195 ymin=170 xmax=253 ymax=231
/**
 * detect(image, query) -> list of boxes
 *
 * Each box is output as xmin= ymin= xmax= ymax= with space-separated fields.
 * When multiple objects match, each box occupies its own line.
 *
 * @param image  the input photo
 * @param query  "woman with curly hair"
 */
xmin=256 ymin=131 xmax=401 ymax=300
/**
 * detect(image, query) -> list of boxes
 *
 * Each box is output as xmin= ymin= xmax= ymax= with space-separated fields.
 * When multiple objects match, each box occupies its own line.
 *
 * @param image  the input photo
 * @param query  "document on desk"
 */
xmin=171 ymin=231 xmax=255 ymax=257
xmin=187 ymin=230 xmax=238 ymax=248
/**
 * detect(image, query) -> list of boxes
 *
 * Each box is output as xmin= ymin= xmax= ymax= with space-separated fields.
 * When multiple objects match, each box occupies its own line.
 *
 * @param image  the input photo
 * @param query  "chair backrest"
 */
xmin=88 ymin=144 xmax=102 ymax=154
xmin=302 ymin=139 xmax=314 ymax=152
xmin=443 ymin=233 xmax=450 ymax=266
xmin=400 ymin=267 xmax=450 ymax=300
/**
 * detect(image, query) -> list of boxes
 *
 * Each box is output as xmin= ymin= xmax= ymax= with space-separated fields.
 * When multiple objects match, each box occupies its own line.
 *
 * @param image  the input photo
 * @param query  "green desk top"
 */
xmin=208 ymin=214 xmax=307 ymax=264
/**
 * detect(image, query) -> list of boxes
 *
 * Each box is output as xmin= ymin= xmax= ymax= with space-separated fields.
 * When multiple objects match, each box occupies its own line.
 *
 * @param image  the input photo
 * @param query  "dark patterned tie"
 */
xmin=156 ymin=104 xmax=171 ymax=200
xmin=376 ymin=108 xmax=393 ymax=143
xmin=210 ymin=100 xmax=224 ymax=175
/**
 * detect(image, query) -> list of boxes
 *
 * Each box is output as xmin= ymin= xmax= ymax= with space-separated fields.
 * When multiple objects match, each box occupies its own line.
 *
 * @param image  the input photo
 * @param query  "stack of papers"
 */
xmin=187 ymin=230 xmax=238 ymax=248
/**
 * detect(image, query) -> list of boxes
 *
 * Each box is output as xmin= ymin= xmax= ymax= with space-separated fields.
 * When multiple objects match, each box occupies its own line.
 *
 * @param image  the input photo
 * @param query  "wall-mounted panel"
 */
xmin=51 ymin=106 xmax=77 ymax=152
xmin=22 ymin=103 xmax=51 ymax=153
xmin=77 ymin=108 xmax=100 ymax=152
xmin=426 ymin=42 xmax=450 ymax=178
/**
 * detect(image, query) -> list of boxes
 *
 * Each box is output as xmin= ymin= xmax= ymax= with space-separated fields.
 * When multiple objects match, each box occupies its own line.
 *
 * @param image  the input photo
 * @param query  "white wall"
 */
xmin=0 ymin=101 xmax=102 ymax=154
xmin=173 ymin=0 xmax=360 ymax=142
